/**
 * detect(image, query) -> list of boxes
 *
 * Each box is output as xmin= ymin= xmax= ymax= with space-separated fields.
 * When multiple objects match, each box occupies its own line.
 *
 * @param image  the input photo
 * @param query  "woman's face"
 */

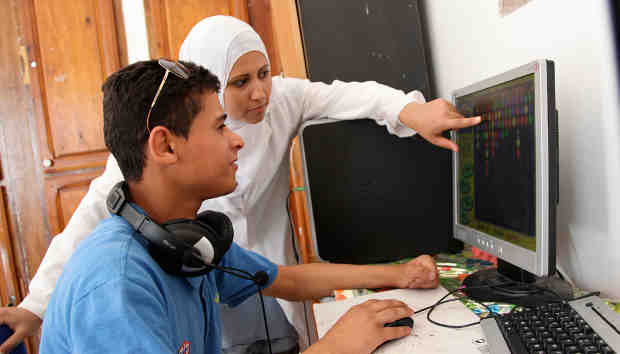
xmin=224 ymin=51 xmax=272 ymax=124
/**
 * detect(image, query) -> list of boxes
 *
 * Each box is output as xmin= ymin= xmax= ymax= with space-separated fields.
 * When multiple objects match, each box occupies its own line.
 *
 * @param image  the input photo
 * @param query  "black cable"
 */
xmin=426 ymin=286 xmax=483 ymax=328
xmin=413 ymin=297 xmax=461 ymax=314
xmin=256 ymin=288 xmax=274 ymax=354
xmin=572 ymin=291 xmax=601 ymax=301
xmin=419 ymin=282 xmax=519 ymax=329
xmin=286 ymin=188 xmax=311 ymax=349
xmin=286 ymin=189 xmax=301 ymax=264
xmin=206 ymin=263 xmax=273 ymax=354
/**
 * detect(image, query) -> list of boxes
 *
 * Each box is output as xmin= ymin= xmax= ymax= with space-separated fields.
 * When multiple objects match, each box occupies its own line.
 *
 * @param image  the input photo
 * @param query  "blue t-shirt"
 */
xmin=40 ymin=215 xmax=278 ymax=354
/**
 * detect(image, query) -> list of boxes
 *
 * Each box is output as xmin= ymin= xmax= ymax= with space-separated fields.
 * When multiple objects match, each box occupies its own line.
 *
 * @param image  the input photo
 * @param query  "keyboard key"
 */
xmin=528 ymin=343 xmax=543 ymax=351
xmin=583 ymin=345 xmax=600 ymax=354
xmin=600 ymin=346 xmax=615 ymax=354
xmin=540 ymin=331 xmax=553 ymax=339
xmin=560 ymin=338 xmax=575 ymax=348
xmin=546 ymin=343 xmax=561 ymax=351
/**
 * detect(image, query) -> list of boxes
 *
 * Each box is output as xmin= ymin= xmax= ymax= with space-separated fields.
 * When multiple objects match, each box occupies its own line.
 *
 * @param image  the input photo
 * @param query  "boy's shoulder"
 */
xmin=60 ymin=215 xmax=161 ymax=299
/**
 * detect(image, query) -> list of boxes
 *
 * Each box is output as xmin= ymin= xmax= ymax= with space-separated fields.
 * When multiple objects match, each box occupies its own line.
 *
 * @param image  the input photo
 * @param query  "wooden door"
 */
xmin=0 ymin=0 xmax=126 ymax=352
xmin=16 ymin=0 xmax=126 ymax=257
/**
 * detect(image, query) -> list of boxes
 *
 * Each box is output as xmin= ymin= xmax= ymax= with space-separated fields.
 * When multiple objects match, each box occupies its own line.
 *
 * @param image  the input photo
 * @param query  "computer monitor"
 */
xmin=452 ymin=60 xmax=560 ymax=306
xmin=298 ymin=118 xmax=459 ymax=265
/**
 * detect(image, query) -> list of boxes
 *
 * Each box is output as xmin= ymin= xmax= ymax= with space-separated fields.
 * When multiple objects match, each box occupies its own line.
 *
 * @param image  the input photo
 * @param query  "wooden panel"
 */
xmin=289 ymin=138 xmax=318 ymax=263
xmin=268 ymin=0 xmax=307 ymax=78
xmin=32 ymin=0 xmax=117 ymax=159
xmin=0 ymin=188 xmax=20 ymax=307
xmin=145 ymin=0 xmax=241 ymax=59
xmin=45 ymin=169 xmax=104 ymax=237
xmin=113 ymin=0 xmax=129 ymax=68
xmin=248 ymin=0 xmax=282 ymax=76
xmin=164 ymin=0 xmax=231 ymax=60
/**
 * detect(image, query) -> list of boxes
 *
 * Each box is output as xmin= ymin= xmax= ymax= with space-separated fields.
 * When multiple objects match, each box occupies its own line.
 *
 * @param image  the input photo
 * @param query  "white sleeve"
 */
xmin=18 ymin=155 xmax=123 ymax=318
xmin=277 ymin=77 xmax=426 ymax=137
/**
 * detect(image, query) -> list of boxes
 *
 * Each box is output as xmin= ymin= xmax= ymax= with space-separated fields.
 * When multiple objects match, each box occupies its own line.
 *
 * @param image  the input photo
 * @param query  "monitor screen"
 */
xmin=455 ymin=74 xmax=537 ymax=252
xmin=452 ymin=60 xmax=558 ymax=278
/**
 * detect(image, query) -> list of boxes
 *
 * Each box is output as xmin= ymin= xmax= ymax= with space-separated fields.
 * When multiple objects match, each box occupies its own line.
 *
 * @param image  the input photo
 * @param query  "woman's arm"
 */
xmin=276 ymin=77 xmax=480 ymax=148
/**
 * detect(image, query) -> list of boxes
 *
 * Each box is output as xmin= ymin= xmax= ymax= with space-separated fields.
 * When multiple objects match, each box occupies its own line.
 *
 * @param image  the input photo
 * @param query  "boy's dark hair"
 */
xmin=103 ymin=60 xmax=220 ymax=181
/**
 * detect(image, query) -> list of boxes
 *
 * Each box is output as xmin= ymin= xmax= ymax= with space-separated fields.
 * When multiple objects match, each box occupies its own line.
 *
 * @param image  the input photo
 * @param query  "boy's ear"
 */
xmin=146 ymin=126 xmax=178 ymax=164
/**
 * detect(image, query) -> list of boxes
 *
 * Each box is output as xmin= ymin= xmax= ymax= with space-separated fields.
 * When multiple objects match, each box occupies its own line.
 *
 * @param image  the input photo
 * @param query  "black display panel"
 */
xmin=301 ymin=119 xmax=458 ymax=264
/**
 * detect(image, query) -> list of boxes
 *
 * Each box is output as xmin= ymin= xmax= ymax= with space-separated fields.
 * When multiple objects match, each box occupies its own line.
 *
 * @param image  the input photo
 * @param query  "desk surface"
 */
xmin=315 ymin=287 xmax=487 ymax=354
xmin=324 ymin=248 xmax=620 ymax=315
xmin=314 ymin=249 xmax=619 ymax=352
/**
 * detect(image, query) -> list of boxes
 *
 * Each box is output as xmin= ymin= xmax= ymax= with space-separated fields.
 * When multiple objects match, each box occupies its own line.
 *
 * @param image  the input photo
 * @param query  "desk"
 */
xmin=312 ymin=248 xmax=620 ymax=351
xmin=321 ymin=248 xmax=620 ymax=315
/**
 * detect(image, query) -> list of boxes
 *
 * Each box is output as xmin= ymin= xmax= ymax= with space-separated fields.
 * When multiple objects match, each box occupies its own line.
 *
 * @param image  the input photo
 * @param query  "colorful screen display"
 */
xmin=455 ymin=74 xmax=536 ymax=251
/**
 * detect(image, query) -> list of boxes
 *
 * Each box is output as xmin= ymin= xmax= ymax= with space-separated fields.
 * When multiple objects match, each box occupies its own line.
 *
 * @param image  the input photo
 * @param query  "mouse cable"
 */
xmin=422 ymin=282 xmax=517 ymax=329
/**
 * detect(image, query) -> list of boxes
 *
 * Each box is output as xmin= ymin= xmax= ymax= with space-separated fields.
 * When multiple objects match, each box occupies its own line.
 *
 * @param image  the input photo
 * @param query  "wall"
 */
xmin=422 ymin=0 xmax=620 ymax=299
xmin=121 ymin=0 xmax=149 ymax=63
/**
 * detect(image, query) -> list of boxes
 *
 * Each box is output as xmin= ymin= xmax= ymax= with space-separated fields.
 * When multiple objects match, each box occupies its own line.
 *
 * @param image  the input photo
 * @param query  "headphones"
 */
xmin=107 ymin=181 xmax=273 ymax=352
xmin=106 ymin=181 xmax=234 ymax=277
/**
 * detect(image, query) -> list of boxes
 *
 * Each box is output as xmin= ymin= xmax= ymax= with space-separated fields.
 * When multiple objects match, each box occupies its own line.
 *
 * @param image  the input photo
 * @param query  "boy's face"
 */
xmin=172 ymin=91 xmax=244 ymax=199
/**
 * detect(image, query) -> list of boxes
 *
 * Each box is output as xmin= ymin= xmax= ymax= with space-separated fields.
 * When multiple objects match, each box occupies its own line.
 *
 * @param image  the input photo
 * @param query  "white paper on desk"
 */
xmin=313 ymin=287 xmax=490 ymax=354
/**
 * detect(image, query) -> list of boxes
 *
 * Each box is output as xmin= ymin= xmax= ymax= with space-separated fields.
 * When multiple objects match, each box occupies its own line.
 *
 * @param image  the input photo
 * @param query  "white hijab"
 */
xmin=179 ymin=15 xmax=278 ymax=230
xmin=179 ymin=15 xmax=270 ymax=130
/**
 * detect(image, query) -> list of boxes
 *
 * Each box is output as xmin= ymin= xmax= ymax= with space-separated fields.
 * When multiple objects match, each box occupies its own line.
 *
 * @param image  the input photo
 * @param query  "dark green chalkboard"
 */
xmin=297 ymin=0 xmax=433 ymax=97
xmin=297 ymin=0 xmax=463 ymax=263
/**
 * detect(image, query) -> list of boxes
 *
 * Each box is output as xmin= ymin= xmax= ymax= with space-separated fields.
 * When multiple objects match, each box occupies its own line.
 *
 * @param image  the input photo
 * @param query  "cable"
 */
xmin=419 ymin=279 xmax=572 ymax=330
xmin=286 ymin=190 xmax=301 ymax=264
xmin=257 ymin=288 xmax=274 ymax=354
xmin=418 ymin=282 xmax=518 ymax=329
xmin=426 ymin=286 xmax=483 ymax=328
xmin=572 ymin=291 xmax=601 ymax=301
xmin=286 ymin=187 xmax=311 ymax=350
xmin=413 ymin=297 xmax=461 ymax=314
xmin=205 ymin=263 xmax=273 ymax=354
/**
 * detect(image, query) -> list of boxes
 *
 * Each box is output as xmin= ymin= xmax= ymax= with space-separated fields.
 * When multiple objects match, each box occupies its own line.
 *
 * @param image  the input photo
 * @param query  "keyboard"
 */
xmin=481 ymin=295 xmax=620 ymax=354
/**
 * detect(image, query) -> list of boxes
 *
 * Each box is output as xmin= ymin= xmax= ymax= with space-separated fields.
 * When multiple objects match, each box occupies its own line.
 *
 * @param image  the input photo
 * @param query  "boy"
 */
xmin=39 ymin=60 xmax=438 ymax=353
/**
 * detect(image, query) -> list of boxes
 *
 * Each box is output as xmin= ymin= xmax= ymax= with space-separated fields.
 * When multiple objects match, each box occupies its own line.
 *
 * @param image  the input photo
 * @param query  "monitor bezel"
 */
xmin=451 ymin=59 xmax=553 ymax=277
xmin=298 ymin=118 xmax=339 ymax=263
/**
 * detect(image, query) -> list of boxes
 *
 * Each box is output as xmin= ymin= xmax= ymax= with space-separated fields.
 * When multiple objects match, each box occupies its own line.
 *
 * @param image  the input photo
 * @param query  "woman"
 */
xmin=1 ymin=15 xmax=478 ymax=353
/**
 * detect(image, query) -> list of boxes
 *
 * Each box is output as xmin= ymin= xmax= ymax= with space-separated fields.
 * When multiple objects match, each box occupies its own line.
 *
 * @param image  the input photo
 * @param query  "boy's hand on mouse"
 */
xmin=0 ymin=307 xmax=42 ymax=352
xmin=395 ymin=254 xmax=440 ymax=289
xmin=398 ymin=98 xmax=481 ymax=151
xmin=310 ymin=299 xmax=413 ymax=354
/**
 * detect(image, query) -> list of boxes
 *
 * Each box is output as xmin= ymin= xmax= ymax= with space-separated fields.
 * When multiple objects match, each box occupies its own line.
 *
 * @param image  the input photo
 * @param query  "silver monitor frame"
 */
xmin=451 ymin=59 xmax=554 ymax=277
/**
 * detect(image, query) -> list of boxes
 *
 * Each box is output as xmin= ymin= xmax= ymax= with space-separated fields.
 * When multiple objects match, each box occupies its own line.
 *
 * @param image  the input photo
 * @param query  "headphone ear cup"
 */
xmin=162 ymin=221 xmax=217 ymax=264
xmin=147 ymin=244 xmax=185 ymax=276
xmin=195 ymin=211 xmax=233 ymax=263
xmin=196 ymin=211 xmax=233 ymax=239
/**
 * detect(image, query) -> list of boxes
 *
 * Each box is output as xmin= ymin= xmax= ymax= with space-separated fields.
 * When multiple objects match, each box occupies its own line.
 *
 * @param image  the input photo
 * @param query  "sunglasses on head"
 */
xmin=145 ymin=59 xmax=190 ymax=134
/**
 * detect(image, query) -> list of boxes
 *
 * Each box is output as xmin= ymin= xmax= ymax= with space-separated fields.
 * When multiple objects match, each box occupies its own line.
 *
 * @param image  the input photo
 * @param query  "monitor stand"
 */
xmin=461 ymin=259 xmax=573 ymax=307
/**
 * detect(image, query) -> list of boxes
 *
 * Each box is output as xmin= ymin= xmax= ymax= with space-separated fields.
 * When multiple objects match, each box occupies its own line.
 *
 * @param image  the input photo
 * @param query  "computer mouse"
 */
xmin=384 ymin=316 xmax=414 ymax=328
